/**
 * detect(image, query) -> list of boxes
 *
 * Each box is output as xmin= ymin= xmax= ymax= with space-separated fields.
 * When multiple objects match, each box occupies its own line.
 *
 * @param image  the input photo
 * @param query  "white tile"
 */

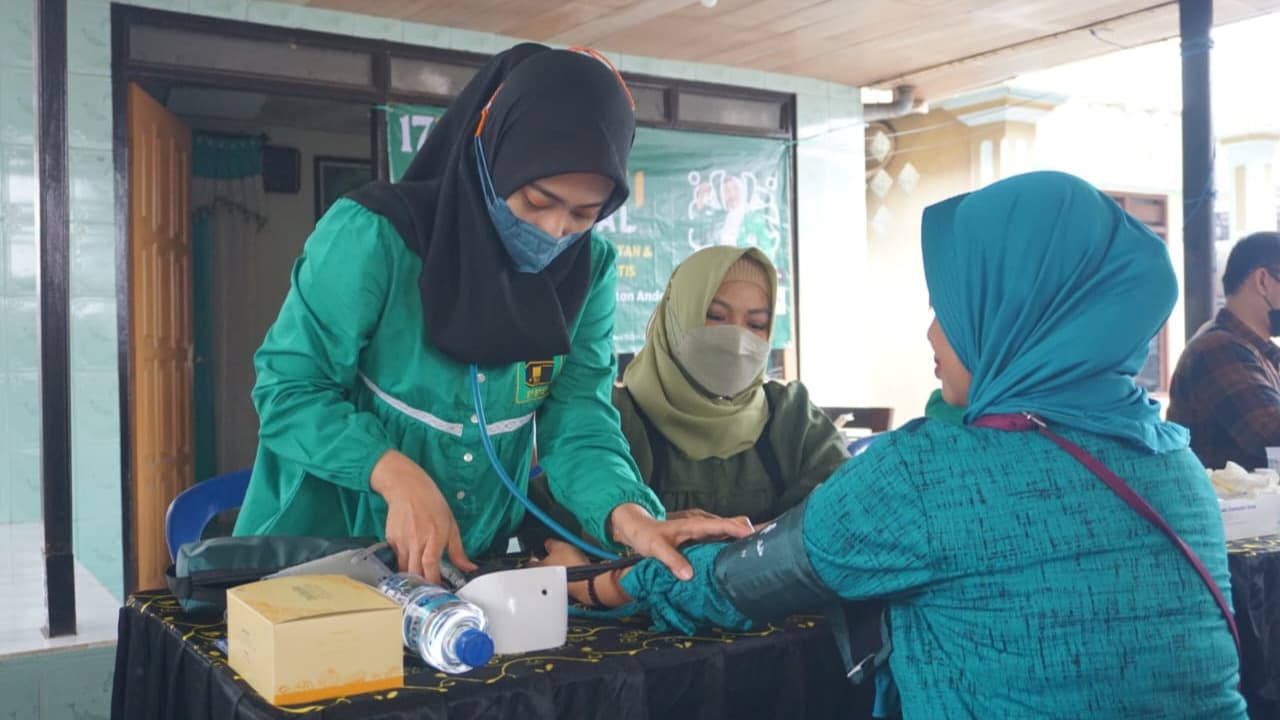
xmin=122 ymin=0 xmax=193 ymax=11
xmin=0 ymin=1 xmax=34 ymax=70
xmin=401 ymin=22 xmax=452 ymax=50
xmin=68 ymin=74 xmax=114 ymax=151
xmin=69 ymin=149 xmax=114 ymax=224
xmin=447 ymin=29 xmax=507 ymax=55
xmin=1 ymin=69 xmax=35 ymax=146
xmin=192 ymin=0 xmax=249 ymax=20
xmin=68 ymin=0 xmax=112 ymax=75
xmin=795 ymin=92 xmax=830 ymax=139
xmin=762 ymin=72 xmax=801 ymax=93
xmin=827 ymin=94 xmax=862 ymax=126
xmin=827 ymin=82 xmax=860 ymax=99
xmin=0 ymin=523 xmax=119 ymax=658
xmin=649 ymin=59 xmax=698 ymax=82
xmin=250 ymin=0 xmax=396 ymax=37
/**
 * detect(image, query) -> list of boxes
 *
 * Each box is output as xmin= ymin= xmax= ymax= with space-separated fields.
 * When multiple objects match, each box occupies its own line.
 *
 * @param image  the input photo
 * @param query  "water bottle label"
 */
xmin=403 ymin=590 xmax=460 ymax=646
xmin=377 ymin=574 xmax=461 ymax=648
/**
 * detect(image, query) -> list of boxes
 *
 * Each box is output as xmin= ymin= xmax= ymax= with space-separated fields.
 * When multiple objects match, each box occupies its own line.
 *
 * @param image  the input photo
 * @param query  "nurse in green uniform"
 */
xmin=233 ymin=43 xmax=751 ymax=583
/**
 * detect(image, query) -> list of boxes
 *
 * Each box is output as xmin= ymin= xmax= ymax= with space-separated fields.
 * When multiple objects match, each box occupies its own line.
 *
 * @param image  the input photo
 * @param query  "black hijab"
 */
xmin=348 ymin=43 xmax=636 ymax=365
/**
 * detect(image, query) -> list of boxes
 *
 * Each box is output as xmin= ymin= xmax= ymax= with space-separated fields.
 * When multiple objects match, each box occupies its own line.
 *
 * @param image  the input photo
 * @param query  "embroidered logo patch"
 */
xmin=515 ymin=358 xmax=562 ymax=404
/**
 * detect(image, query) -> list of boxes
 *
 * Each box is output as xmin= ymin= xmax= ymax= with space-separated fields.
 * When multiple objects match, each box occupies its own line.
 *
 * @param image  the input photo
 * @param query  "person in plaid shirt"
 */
xmin=1169 ymin=232 xmax=1280 ymax=471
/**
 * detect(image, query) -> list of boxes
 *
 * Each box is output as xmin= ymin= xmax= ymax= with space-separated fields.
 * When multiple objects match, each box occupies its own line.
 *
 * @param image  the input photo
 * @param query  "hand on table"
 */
xmin=608 ymin=503 xmax=753 ymax=581
xmin=371 ymin=449 xmax=478 ymax=583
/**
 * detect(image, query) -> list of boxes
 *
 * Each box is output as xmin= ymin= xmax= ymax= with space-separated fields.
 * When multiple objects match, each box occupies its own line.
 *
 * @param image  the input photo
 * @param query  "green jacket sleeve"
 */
xmin=769 ymin=381 xmax=851 ymax=515
xmin=252 ymin=199 xmax=397 ymax=491
xmin=536 ymin=239 xmax=665 ymax=548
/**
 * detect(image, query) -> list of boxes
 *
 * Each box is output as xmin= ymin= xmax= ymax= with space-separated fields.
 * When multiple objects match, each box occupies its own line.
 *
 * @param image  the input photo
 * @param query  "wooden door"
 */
xmin=1106 ymin=191 xmax=1171 ymax=395
xmin=128 ymin=83 xmax=193 ymax=591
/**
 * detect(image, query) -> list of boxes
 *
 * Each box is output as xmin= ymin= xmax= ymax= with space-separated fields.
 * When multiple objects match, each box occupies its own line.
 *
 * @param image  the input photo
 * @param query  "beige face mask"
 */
xmin=672 ymin=324 xmax=771 ymax=398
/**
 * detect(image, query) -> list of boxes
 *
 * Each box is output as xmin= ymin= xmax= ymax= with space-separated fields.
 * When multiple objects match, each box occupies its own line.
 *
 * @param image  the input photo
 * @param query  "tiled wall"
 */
xmin=1 ymin=1 xmax=39 ymax=530
xmin=0 ymin=644 xmax=115 ymax=720
xmin=0 ymin=0 xmax=865 ymax=604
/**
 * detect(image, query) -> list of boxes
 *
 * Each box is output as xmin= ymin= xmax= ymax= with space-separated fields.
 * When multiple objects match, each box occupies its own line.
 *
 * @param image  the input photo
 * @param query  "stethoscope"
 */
xmin=468 ymin=364 xmax=622 ymax=562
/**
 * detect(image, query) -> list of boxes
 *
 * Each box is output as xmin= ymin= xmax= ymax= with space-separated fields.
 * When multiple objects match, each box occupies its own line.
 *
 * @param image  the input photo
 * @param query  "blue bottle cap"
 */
xmin=456 ymin=629 xmax=494 ymax=668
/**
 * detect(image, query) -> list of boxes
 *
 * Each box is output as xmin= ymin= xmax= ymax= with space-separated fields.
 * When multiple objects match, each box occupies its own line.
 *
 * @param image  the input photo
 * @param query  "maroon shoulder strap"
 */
xmin=972 ymin=412 xmax=1241 ymax=658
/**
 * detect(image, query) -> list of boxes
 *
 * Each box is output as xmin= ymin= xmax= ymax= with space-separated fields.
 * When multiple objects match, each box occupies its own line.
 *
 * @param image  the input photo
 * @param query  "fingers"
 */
xmin=671 ymin=515 xmax=756 ymax=544
xmin=391 ymin=537 xmax=411 ymax=573
xmin=446 ymin=527 xmax=477 ymax=572
xmin=419 ymin=530 xmax=444 ymax=585
xmin=405 ymin=541 xmax=424 ymax=578
xmin=649 ymin=537 xmax=694 ymax=581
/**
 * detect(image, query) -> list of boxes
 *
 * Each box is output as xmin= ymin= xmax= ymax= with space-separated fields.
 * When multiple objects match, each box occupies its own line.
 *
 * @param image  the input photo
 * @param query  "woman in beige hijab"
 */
xmin=526 ymin=246 xmax=847 ymax=546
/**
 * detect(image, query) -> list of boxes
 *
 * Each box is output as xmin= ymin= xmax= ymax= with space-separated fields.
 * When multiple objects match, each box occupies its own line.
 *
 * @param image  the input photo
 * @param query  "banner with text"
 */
xmin=386 ymin=104 xmax=446 ymax=182
xmin=386 ymin=107 xmax=793 ymax=352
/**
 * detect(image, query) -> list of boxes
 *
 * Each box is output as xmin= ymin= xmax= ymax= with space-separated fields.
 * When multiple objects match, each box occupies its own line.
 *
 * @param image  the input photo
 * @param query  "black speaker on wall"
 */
xmin=262 ymin=145 xmax=301 ymax=193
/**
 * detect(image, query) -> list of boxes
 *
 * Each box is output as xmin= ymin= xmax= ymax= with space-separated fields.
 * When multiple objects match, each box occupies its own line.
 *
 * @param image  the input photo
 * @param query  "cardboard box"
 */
xmin=227 ymin=574 xmax=403 ymax=705
xmin=1219 ymin=493 xmax=1280 ymax=542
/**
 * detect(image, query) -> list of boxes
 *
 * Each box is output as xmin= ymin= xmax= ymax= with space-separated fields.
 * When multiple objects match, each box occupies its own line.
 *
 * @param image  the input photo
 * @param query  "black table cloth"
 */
xmin=1229 ymin=535 xmax=1280 ymax=719
xmin=110 ymin=589 xmax=871 ymax=720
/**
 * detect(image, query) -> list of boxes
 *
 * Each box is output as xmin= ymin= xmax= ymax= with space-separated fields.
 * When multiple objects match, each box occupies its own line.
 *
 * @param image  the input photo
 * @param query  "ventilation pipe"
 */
xmin=863 ymin=84 xmax=918 ymax=122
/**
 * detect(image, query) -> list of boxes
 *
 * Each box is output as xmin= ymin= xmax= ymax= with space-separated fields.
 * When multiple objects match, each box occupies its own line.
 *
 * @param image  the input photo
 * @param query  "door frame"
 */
xmin=111 ymin=5 xmax=797 ymax=593
xmin=112 ymin=7 xmax=402 ymax=593
xmin=1106 ymin=190 xmax=1172 ymax=394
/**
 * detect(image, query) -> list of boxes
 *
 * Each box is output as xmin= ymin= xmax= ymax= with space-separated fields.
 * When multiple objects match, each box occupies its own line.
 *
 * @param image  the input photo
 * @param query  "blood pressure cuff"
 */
xmin=165 ymin=535 xmax=386 ymax=613
xmin=711 ymin=500 xmax=891 ymax=687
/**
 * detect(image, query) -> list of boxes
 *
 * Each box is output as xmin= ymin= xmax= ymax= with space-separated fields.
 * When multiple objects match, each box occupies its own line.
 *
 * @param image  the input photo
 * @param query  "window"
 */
xmin=390 ymin=57 xmax=477 ymax=100
xmin=130 ymin=25 xmax=372 ymax=87
xmin=677 ymin=90 xmax=788 ymax=134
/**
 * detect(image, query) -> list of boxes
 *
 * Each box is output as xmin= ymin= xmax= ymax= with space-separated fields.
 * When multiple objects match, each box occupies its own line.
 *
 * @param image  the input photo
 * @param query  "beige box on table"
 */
xmin=227 ymin=574 xmax=403 ymax=706
xmin=1219 ymin=493 xmax=1280 ymax=542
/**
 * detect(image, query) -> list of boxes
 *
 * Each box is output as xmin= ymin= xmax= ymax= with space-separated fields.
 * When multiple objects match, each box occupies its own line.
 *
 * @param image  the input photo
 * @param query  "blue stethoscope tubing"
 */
xmin=468 ymin=364 xmax=621 ymax=561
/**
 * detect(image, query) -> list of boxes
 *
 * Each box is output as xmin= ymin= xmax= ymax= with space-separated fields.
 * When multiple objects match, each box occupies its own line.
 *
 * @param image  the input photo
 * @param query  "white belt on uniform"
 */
xmin=359 ymin=372 xmax=534 ymax=438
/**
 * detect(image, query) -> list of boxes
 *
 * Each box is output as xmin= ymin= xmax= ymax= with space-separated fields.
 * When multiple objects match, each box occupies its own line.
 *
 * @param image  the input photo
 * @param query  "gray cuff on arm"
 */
xmin=712 ymin=498 xmax=840 ymax=620
xmin=711 ymin=497 xmax=891 ymax=687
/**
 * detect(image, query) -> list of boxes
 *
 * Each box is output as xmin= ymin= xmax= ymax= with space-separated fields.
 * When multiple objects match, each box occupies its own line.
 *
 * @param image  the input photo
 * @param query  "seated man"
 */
xmin=1168 ymin=231 xmax=1280 ymax=470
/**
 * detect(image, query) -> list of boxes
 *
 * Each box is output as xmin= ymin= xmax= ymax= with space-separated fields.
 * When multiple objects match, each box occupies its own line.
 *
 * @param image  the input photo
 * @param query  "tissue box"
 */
xmin=1219 ymin=493 xmax=1280 ymax=542
xmin=227 ymin=574 xmax=403 ymax=705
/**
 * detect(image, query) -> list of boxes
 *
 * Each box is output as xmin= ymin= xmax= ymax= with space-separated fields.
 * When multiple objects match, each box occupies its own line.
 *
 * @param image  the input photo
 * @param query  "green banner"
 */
xmin=386 ymin=107 xmax=793 ymax=352
xmin=386 ymin=104 xmax=446 ymax=182
xmin=596 ymin=128 xmax=792 ymax=352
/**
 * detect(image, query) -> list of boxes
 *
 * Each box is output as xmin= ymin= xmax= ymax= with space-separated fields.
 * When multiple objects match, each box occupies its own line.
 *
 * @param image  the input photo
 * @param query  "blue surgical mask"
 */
xmin=475 ymin=138 xmax=586 ymax=274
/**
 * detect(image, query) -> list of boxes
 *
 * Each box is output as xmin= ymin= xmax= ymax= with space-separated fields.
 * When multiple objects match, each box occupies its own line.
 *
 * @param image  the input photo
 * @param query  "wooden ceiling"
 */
xmin=290 ymin=0 xmax=1280 ymax=100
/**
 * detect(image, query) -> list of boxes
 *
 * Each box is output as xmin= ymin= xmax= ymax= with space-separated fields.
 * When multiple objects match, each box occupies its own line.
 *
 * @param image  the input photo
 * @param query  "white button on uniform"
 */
xmin=476 ymin=373 xmax=486 ymax=383
xmin=456 ymin=491 xmax=466 ymax=500
xmin=470 ymin=414 xmax=478 ymax=424
xmin=463 ymin=452 xmax=474 ymax=463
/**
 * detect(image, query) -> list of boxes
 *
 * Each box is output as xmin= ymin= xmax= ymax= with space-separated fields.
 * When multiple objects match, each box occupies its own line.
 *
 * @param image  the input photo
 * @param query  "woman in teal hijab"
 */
xmin=544 ymin=172 xmax=1245 ymax=718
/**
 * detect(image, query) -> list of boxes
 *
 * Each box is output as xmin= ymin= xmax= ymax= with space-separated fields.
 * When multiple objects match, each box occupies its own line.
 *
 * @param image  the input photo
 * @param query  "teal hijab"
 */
xmin=921 ymin=171 xmax=1188 ymax=453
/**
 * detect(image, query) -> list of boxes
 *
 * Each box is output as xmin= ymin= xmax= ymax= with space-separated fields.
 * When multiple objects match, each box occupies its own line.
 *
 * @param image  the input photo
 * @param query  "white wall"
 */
xmin=256 ymin=126 xmax=371 ymax=337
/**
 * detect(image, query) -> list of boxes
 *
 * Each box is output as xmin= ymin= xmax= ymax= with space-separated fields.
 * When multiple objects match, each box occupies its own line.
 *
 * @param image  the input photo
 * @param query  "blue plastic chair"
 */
xmin=165 ymin=468 xmax=252 ymax=562
xmin=847 ymin=432 xmax=884 ymax=458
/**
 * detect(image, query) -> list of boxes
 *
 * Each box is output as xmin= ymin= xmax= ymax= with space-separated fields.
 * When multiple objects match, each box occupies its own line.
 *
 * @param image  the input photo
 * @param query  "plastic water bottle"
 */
xmin=377 ymin=573 xmax=495 ymax=674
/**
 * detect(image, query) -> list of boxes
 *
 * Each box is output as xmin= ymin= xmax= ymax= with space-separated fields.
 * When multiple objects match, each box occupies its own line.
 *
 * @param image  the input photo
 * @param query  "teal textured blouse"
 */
xmin=622 ymin=419 xmax=1246 ymax=719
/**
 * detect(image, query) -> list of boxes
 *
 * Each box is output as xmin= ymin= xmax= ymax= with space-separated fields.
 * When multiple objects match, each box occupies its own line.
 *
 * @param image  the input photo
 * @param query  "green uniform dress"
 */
xmin=233 ymin=199 xmax=664 ymax=556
